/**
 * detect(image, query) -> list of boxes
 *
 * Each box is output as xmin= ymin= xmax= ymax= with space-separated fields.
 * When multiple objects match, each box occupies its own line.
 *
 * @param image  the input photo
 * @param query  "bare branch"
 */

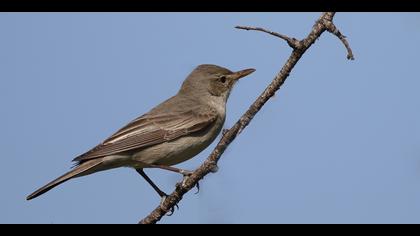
xmin=322 ymin=20 xmax=355 ymax=60
xmin=139 ymin=12 xmax=353 ymax=224
xmin=235 ymin=25 xmax=301 ymax=49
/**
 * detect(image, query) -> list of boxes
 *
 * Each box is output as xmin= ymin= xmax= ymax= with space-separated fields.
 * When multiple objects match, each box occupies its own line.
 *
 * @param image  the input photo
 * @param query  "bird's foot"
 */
xmin=160 ymin=195 xmax=179 ymax=216
xmin=181 ymin=174 xmax=200 ymax=194
xmin=192 ymin=181 xmax=200 ymax=194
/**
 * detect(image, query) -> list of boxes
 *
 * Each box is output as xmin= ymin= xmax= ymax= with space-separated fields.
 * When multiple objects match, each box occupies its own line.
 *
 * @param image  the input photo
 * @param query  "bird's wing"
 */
xmin=72 ymin=108 xmax=218 ymax=163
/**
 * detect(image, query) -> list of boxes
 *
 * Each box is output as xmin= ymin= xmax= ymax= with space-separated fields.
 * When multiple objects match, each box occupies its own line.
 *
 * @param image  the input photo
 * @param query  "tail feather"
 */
xmin=26 ymin=159 xmax=103 ymax=200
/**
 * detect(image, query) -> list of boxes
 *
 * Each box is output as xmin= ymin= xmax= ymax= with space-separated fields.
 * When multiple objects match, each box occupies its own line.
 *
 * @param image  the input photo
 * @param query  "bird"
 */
xmin=26 ymin=64 xmax=255 ymax=201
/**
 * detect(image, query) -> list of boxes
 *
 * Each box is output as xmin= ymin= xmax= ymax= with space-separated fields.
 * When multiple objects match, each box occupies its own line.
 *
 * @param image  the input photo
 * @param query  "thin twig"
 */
xmin=235 ymin=26 xmax=301 ymax=49
xmin=322 ymin=20 xmax=354 ymax=60
xmin=139 ymin=12 xmax=353 ymax=224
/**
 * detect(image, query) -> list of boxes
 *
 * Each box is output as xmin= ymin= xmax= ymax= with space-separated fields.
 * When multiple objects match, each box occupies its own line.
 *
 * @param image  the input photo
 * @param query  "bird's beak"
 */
xmin=228 ymin=68 xmax=256 ymax=81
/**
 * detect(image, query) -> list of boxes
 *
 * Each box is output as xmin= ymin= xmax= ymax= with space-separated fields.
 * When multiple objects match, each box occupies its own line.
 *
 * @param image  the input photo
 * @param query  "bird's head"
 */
xmin=179 ymin=64 xmax=255 ymax=101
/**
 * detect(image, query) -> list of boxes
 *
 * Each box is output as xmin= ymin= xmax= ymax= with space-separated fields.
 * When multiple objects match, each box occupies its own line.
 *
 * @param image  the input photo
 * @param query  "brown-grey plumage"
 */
xmin=27 ymin=64 xmax=255 ymax=201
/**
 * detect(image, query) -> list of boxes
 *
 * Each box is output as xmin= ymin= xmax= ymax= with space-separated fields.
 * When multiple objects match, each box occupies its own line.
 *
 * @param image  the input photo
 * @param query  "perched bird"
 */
xmin=27 ymin=64 xmax=255 ymax=201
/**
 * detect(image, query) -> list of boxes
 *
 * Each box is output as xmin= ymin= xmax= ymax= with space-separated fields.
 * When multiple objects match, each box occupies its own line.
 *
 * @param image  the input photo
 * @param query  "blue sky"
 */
xmin=1 ymin=13 xmax=420 ymax=223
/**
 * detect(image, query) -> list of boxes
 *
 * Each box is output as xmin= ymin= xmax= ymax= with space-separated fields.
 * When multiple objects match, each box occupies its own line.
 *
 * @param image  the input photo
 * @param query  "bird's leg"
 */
xmin=147 ymin=164 xmax=193 ymax=176
xmin=147 ymin=164 xmax=200 ymax=194
xmin=136 ymin=168 xmax=167 ymax=197
xmin=135 ymin=168 xmax=178 ymax=215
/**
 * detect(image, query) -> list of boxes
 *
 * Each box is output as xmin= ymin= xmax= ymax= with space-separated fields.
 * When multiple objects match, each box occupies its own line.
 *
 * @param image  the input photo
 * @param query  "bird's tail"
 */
xmin=26 ymin=158 xmax=103 ymax=200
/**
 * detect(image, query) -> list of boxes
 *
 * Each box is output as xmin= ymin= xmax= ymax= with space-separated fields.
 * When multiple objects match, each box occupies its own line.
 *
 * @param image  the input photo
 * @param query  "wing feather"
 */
xmin=73 ymin=108 xmax=217 ymax=163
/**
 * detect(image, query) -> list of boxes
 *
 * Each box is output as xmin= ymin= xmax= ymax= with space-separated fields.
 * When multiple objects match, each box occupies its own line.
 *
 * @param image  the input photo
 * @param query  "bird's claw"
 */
xmin=166 ymin=203 xmax=179 ymax=216
xmin=194 ymin=181 xmax=200 ymax=194
xmin=181 ymin=175 xmax=189 ymax=188
xmin=179 ymin=171 xmax=200 ymax=194
xmin=180 ymin=170 xmax=193 ymax=188
xmin=160 ymin=195 xmax=179 ymax=216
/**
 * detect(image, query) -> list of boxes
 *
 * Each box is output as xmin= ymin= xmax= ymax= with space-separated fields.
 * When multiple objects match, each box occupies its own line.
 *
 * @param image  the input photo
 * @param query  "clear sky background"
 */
xmin=1 ymin=13 xmax=420 ymax=224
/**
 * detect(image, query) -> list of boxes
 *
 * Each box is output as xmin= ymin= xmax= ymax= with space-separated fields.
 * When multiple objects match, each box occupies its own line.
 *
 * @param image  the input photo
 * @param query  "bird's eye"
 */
xmin=219 ymin=76 xmax=226 ymax=83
